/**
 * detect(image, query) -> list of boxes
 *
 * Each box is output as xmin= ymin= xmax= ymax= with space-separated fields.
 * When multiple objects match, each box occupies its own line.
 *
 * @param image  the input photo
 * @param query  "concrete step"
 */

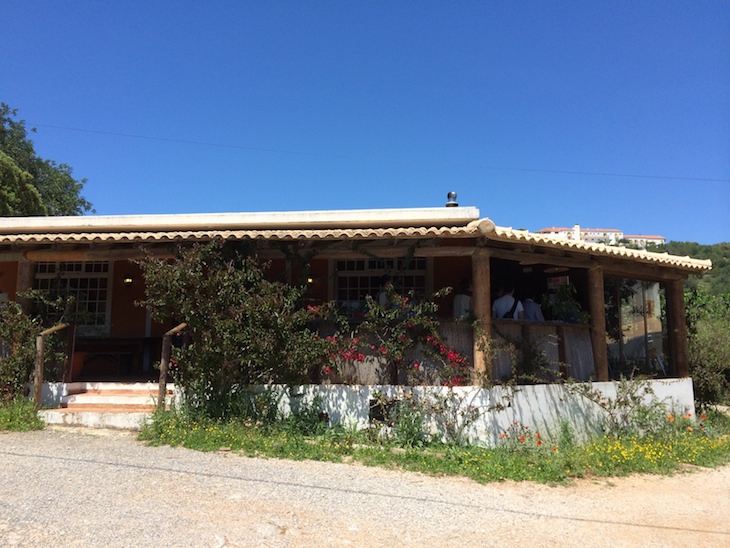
xmin=60 ymin=403 xmax=160 ymax=413
xmin=40 ymin=409 xmax=152 ymax=430
xmin=65 ymin=382 xmax=174 ymax=395
xmin=62 ymin=393 xmax=171 ymax=406
xmin=40 ymin=382 xmax=177 ymax=431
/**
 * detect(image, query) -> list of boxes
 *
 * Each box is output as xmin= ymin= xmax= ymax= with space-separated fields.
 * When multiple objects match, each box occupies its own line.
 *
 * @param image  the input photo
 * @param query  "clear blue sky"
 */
xmin=2 ymin=1 xmax=728 ymax=244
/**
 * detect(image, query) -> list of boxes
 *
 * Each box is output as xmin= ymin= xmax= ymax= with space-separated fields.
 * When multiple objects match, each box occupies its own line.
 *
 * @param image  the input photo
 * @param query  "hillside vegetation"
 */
xmin=660 ymin=241 xmax=730 ymax=295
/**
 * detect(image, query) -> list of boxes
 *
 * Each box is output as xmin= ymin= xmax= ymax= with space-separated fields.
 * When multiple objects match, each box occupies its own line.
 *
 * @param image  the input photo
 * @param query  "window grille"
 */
xmin=34 ymin=261 xmax=112 ymax=334
xmin=335 ymin=257 xmax=428 ymax=315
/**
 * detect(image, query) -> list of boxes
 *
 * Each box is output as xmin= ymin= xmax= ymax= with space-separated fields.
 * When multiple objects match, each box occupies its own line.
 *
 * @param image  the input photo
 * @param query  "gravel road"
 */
xmin=1 ymin=427 xmax=728 ymax=547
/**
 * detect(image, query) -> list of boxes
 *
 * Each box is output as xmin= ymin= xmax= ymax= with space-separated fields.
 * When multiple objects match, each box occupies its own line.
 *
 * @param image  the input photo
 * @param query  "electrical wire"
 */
xmin=30 ymin=123 xmax=730 ymax=184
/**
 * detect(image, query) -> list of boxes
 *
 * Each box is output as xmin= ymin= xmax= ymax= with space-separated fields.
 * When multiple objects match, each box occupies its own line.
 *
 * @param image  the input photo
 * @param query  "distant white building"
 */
xmin=623 ymin=234 xmax=667 ymax=248
xmin=536 ymin=225 xmax=665 ymax=249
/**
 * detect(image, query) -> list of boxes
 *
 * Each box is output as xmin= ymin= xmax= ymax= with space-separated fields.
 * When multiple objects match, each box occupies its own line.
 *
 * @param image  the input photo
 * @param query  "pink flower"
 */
xmin=324 ymin=366 xmax=332 ymax=375
xmin=413 ymin=362 xmax=420 ymax=369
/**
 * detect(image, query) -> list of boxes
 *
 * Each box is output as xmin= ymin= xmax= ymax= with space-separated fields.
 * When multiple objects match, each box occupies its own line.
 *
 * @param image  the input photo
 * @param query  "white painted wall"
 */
xmin=254 ymin=378 xmax=695 ymax=446
xmin=39 ymin=378 xmax=695 ymax=445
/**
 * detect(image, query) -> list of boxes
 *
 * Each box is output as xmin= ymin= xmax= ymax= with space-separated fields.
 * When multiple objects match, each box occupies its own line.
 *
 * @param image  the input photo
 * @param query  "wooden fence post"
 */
xmin=158 ymin=322 xmax=187 ymax=410
xmin=33 ymin=323 xmax=69 ymax=409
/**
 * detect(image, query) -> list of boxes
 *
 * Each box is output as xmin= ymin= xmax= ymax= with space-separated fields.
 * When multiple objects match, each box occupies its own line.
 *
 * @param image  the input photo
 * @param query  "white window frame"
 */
xmin=330 ymin=257 xmax=433 ymax=315
xmin=34 ymin=261 xmax=113 ymax=336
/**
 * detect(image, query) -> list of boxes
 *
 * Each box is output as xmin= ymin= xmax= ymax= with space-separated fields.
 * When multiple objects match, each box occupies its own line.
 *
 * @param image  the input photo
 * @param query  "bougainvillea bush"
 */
xmin=140 ymin=242 xmax=350 ymax=418
xmin=140 ymin=242 xmax=471 ymax=417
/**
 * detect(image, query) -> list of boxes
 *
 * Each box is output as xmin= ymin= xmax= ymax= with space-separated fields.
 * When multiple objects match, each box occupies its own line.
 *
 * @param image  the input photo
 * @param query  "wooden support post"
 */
xmin=666 ymin=279 xmax=688 ymax=377
xmin=587 ymin=265 xmax=609 ymax=381
xmin=471 ymin=248 xmax=491 ymax=384
xmin=16 ymin=260 xmax=36 ymax=315
xmin=158 ymin=322 xmax=187 ymax=410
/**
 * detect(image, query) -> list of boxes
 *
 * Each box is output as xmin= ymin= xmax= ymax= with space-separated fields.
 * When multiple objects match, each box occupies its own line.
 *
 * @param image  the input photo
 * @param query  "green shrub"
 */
xmin=0 ymin=398 xmax=44 ymax=431
xmin=686 ymin=290 xmax=730 ymax=407
xmin=0 ymin=302 xmax=40 ymax=403
xmin=140 ymin=242 xmax=342 ymax=419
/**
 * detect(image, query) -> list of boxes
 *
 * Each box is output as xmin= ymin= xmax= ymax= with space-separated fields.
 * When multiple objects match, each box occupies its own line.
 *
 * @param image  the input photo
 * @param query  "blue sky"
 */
xmin=2 ymin=1 xmax=728 ymax=244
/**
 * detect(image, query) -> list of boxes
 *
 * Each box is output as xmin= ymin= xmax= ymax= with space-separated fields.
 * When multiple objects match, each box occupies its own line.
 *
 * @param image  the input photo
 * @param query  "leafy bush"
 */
xmin=347 ymin=285 xmax=470 ymax=386
xmin=685 ymin=289 xmax=730 ymax=407
xmin=140 ymin=242 xmax=471 ymax=418
xmin=0 ymin=301 xmax=41 ymax=402
xmin=567 ymin=377 xmax=673 ymax=437
xmin=140 ymin=242 xmax=338 ymax=418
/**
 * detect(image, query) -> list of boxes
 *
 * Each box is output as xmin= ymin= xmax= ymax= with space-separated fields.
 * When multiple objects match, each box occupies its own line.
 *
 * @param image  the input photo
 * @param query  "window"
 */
xmin=34 ymin=261 xmax=113 ymax=334
xmin=334 ymin=257 xmax=429 ymax=315
xmin=604 ymin=277 xmax=665 ymax=378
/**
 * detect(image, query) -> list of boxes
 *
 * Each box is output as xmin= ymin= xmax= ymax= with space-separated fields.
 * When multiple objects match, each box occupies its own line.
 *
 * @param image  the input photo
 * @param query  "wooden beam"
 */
xmin=598 ymin=259 xmax=686 ymax=282
xmin=487 ymin=247 xmax=594 ymax=269
xmin=24 ymin=248 xmax=173 ymax=262
xmin=0 ymin=251 xmax=25 ymax=262
xmin=267 ymin=244 xmax=478 ymax=260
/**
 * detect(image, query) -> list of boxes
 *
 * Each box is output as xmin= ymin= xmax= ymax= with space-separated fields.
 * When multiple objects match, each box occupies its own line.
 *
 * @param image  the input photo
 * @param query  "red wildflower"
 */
xmin=519 ymin=436 xmax=526 ymax=443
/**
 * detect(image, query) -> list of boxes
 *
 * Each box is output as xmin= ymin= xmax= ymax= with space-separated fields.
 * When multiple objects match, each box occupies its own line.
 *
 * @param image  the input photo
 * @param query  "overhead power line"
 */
xmin=31 ymin=123 xmax=730 ymax=184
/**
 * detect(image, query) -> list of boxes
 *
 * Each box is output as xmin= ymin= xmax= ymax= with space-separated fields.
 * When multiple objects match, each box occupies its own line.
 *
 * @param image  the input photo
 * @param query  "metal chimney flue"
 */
xmin=445 ymin=191 xmax=458 ymax=207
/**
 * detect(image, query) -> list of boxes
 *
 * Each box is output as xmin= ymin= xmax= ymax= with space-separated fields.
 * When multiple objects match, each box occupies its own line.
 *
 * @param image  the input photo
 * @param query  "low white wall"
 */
xmin=274 ymin=378 xmax=695 ymax=446
xmin=39 ymin=378 xmax=695 ymax=445
xmin=38 ymin=382 xmax=66 ymax=408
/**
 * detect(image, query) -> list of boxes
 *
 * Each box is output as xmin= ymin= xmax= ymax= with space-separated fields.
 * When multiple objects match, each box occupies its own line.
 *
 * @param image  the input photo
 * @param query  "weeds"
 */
xmin=139 ymin=401 xmax=730 ymax=484
xmin=0 ymin=399 xmax=45 ymax=431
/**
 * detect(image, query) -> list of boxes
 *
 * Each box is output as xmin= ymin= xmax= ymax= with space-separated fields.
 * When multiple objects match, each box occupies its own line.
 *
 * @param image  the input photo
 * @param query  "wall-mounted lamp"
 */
xmin=123 ymin=276 xmax=134 ymax=287
xmin=306 ymin=276 xmax=315 ymax=285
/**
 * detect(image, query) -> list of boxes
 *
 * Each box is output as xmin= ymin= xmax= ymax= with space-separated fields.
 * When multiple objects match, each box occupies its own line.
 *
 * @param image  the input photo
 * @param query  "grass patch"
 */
xmin=0 ymin=399 xmax=45 ymax=431
xmin=139 ymin=408 xmax=730 ymax=484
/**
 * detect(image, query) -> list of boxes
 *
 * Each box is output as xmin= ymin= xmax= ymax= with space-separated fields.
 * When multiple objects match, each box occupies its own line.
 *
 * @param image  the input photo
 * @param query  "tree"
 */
xmin=0 ymin=103 xmax=92 ymax=216
xmin=663 ymin=241 xmax=730 ymax=296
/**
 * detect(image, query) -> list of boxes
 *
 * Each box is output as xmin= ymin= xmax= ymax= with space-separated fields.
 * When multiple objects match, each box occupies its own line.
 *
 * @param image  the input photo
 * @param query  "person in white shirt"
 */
xmin=523 ymin=296 xmax=545 ymax=322
xmin=491 ymin=282 xmax=524 ymax=320
xmin=452 ymin=278 xmax=472 ymax=320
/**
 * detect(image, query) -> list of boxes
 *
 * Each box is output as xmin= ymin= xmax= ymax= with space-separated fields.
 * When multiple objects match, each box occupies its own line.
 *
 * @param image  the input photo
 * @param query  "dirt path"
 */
xmin=0 ymin=427 xmax=728 ymax=547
